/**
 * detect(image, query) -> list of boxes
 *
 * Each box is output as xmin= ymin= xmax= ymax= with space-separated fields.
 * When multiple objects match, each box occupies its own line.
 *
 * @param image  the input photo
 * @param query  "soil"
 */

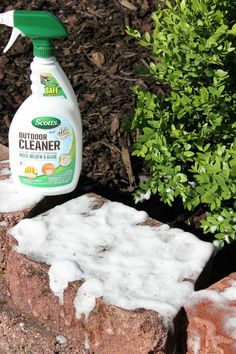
xmin=0 ymin=0 xmax=236 ymax=287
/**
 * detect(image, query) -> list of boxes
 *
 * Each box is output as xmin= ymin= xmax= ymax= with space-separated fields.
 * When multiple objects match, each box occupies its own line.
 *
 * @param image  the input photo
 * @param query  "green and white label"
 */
xmin=18 ymin=116 xmax=75 ymax=188
xmin=40 ymin=72 xmax=67 ymax=98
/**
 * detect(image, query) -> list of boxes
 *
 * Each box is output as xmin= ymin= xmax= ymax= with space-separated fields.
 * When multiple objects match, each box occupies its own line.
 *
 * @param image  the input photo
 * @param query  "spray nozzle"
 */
xmin=0 ymin=10 xmax=68 ymax=57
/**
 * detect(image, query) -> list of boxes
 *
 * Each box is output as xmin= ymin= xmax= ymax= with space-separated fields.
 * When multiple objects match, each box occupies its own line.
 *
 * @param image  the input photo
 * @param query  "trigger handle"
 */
xmin=3 ymin=28 xmax=22 ymax=53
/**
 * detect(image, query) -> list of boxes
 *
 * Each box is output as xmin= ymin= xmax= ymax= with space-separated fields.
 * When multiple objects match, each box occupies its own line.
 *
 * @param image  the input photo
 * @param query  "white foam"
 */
xmin=189 ymin=279 xmax=236 ymax=305
xmin=222 ymin=281 xmax=236 ymax=339
xmin=84 ymin=333 xmax=90 ymax=349
xmin=222 ymin=281 xmax=236 ymax=301
xmin=188 ymin=334 xmax=201 ymax=354
xmin=188 ymin=276 xmax=236 ymax=342
xmin=9 ymin=194 xmax=214 ymax=326
xmin=0 ymin=160 xmax=9 ymax=163
xmin=49 ymin=259 xmax=83 ymax=304
xmin=56 ymin=335 xmax=67 ymax=344
xmin=189 ymin=289 xmax=225 ymax=304
xmin=0 ymin=177 xmax=43 ymax=212
xmin=0 ymin=221 xmax=7 ymax=227
xmin=0 ymin=167 xmax=10 ymax=176
xmin=225 ymin=316 xmax=236 ymax=340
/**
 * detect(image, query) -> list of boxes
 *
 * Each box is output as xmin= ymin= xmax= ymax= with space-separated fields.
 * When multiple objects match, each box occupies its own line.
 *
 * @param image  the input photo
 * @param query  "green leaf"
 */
xmin=183 ymin=151 xmax=195 ymax=157
xmin=201 ymin=192 xmax=215 ymax=204
xmin=229 ymin=24 xmax=236 ymax=35
xmin=144 ymin=32 xmax=151 ymax=43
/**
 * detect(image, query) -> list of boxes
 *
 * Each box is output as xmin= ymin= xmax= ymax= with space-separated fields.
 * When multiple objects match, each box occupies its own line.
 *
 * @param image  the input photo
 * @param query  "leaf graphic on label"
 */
xmin=40 ymin=72 xmax=67 ymax=98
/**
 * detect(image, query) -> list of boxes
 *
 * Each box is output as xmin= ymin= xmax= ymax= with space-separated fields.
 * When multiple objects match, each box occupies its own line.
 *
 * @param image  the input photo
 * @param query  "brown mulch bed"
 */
xmin=0 ymin=0 xmax=160 ymax=192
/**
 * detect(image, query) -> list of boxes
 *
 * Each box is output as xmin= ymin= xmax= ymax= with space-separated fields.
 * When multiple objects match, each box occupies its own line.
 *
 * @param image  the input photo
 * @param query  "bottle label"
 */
xmin=18 ymin=116 xmax=76 ymax=188
xmin=40 ymin=72 xmax=67 ymax=98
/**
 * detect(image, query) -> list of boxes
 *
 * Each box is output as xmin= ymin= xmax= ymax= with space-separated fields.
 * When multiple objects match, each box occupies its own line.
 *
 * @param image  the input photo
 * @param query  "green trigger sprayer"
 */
xmin=0 ymin=10 xmax=82 ymax=195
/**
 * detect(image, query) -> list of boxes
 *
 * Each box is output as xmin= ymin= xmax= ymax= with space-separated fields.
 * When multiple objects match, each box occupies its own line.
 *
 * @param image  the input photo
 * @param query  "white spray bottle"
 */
xmin=0 ymin=10 xmax=82 ymax=195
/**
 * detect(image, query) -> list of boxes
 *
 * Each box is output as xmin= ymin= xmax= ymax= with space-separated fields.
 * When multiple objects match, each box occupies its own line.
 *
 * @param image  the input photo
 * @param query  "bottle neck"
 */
xmin=33 ymin=39 xmax=55 ymax=58
xmin=33 ymin=56 xmax=57 ymax=65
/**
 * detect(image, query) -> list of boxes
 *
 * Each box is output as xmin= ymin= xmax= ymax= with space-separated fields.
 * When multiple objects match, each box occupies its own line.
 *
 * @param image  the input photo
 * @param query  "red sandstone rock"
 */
xmin=7 ymin=234 xmax=172 ymax=354
xmin=6 ymin=194 xmax=179 ymax=354
xmin=0 ymin=303 xmax=58 ymax=354
xmin=0 ymin=273 xmax=89 ymax=354
xmin=186 ymin=273 xmax=236 ymax=354
xmin=86 ymin=298 xmax=170 ymax=354
xmin=6 ymin=193 xmax=215 ymax=353
xmin=0 ymin=302 xmax=92 ymax=354
xmin=7 ymin=236 xmax=84 ymax=331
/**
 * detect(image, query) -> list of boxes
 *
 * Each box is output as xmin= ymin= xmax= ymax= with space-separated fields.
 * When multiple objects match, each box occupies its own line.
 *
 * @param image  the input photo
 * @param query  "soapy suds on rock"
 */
xmin=215 ymin=281 xmax=236 ymax=339
xmin=189 ymin=278 xmax=236 ymax=340
xmin=0 ymin=166 xmax=10 ymax=176
xmin=0 ymin=221 xmax=7 ymax=227
xmin=189 ymin=280 xmax=236 ymax=304
xmin=84 ymin=333 xmax=90 ymax=349
xmin=225 ymin=316 xmax=236 ymax=340
xmin=10 ymin=195 xmax=214 ymax=326
xmin=188 ymin=334 xmax=201 ymax=354
xmin=56 ymin=334 xmax=67 ymax=345
xmin=221 ymin=280 xmax=236 ymax=301
xmin=0 ymin=177 xmax=43 ymax=212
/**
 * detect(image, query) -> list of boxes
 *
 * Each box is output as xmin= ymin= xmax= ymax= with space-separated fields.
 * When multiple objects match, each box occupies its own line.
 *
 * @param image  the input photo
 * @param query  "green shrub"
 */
xmin=126 ymin=0 xmax=236 ymax=246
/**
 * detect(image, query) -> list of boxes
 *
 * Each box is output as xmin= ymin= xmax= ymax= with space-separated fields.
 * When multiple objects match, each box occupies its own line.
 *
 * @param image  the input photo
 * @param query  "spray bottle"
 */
xmin=0 ymin=10 xmax=82 ymax=195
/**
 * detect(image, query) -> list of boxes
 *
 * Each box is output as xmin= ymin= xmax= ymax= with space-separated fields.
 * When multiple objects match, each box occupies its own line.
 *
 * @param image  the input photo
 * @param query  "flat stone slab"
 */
xmin=7 ymin=245 xmax=169 ymax=353
xmin=186 ymin=272 xmax=236 ymax=354
xmin=7 ymin=193 xmax=214 ymax=353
